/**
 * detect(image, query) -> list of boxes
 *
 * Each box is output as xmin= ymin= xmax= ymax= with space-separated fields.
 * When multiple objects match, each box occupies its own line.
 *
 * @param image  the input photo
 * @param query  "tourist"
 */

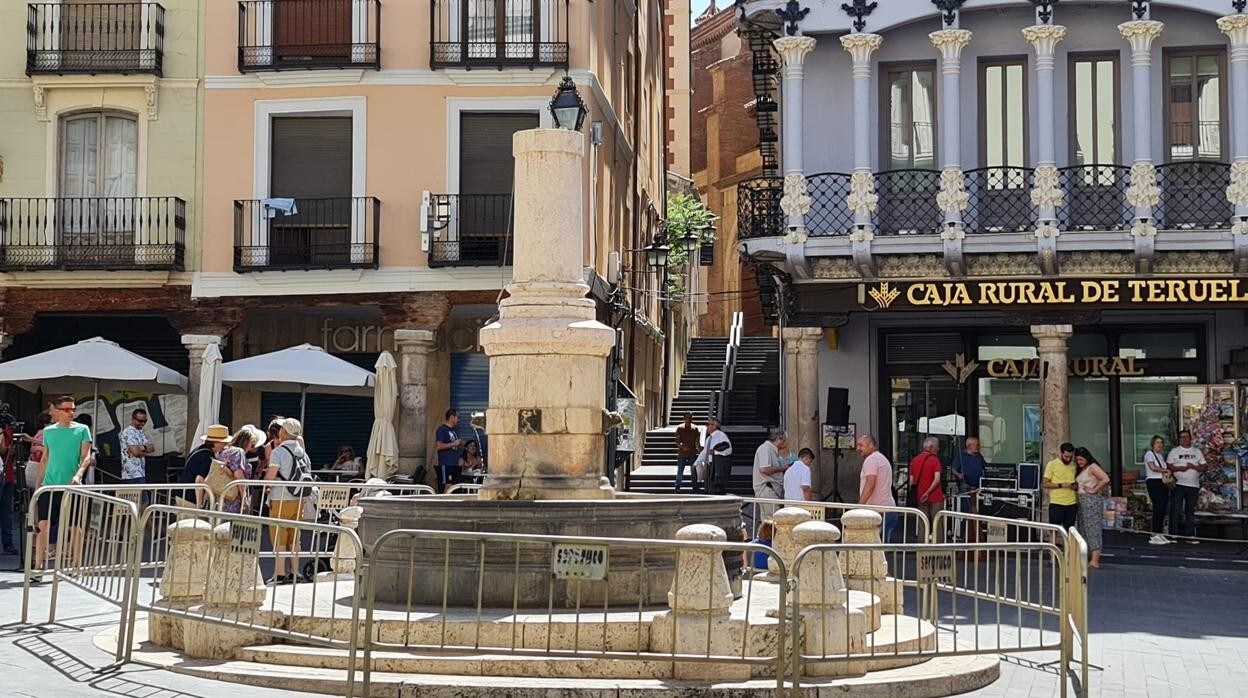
xmin=752 ymin=429 xmax=788 ymax=505
xmin=459 ymin=440 xmax=483 ymax=480
xmin=1043 ymin=442 xmax=1078 ymax=531
xmin=693 ymin=417 xmax=732 ymax=495
xmin=1073 ymin=447 xmax=1110 ymax=568
xmin=750 ymin=520 xmax=774 ymax=571
xmin=180 ymin=424 xmax=230 ymax=508
xmin=265 ymin=418 xmax=310 ymax=585
xmin=1143 ymin=435 xmax=1171 ymax=543
xmin=1166 ymin=429 xmax=1205 ymax=540
xmin=119 ymin=408 xmax=154 ymax=501
xmin=32 ymin=396 xmax=92 ymax=582
xmin=909 ymin=436 xmax=945 ymax=537
xmin=434 ymin=409 xmax=464 ymax=492
xmin=674 ymin=412 xmax=701 ymax=492
xmin=856 ymin=435 xmax=897 ymax=542
xmin=783 ymin=448 xmax=815 ymax=502
xmin=21 ymin=413 xmax=53 ymax=491
xmin=221 ymin=425 xmax=265 ymax=514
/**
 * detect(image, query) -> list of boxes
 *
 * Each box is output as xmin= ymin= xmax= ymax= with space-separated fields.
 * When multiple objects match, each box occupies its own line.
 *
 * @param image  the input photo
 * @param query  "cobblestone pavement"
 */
xmin=0 ymin=549 xmax=1244 ymax=697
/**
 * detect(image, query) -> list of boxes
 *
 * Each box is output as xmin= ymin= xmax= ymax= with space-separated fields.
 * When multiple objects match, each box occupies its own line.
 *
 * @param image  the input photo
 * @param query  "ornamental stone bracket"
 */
xmin=1029 ymin=164 xmax=1064 ymax=211
xmin=1034 ymin=222 xmax=1060 ymax=275
xmin=780 ymin=172 xmax=813 ymax=219
xmin=1234 ymin=217 xmax=1248 ymax=274
xmin=1126 ymin=161 xmax=1161 ymax=212
xmin=936 ymin=167 xmax=969 ymax=215
xmin=846 ymin=170 xmax=879 ymax=221
xmin=849 ymin=226 xmax=876 ymax=279
xmin=784 ymin=232 xmax=813 ymax=280
xmin=1227 ymin=160 xmax=1248 ymax=209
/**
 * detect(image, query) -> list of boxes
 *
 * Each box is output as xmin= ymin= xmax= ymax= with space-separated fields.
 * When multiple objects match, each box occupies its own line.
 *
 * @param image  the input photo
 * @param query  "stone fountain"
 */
xmin=357 ymin=128 xmax=743 ymax=607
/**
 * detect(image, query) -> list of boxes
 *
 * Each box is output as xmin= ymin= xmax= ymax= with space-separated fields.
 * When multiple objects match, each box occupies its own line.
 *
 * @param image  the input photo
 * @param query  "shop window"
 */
xmin=976 ymin=377 xmax=1040 ymax=463
xmin=1119 ymin=376 xmax=1198 ymax=487
xmin=977 ymin=334 xmax=1036 ymax=362
xmin=1118 ymin=331 xmax=1199 ymax=360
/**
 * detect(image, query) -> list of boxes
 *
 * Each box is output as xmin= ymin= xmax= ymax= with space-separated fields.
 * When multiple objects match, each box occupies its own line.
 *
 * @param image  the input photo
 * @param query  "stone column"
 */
xmin=1031 ymin=324 xmax=1072 ymax=468
xmin=1120 ymin=18 xmax=1164 ymax=238
xmin=840 ymin=33 xmax=883 ymax=235
xmin=1219 ymin=14 xmax=1248 ymax=239
xmin=393 ymin=328 xmax=437 ymax=478
xmin=782 ymin=327 xmax=821 ymax=452
xmin=774 ymin=35 xmax=817 ymax=241
xmin=1023 ymin=23 xmax=1067 ymax=236
xmin=930 ymin=28 xmax=972 ymax=236
xmin=181 ymin=334 xmax=223 ymax=454
xmin=477 ymin=128 xmax=616 ymax=501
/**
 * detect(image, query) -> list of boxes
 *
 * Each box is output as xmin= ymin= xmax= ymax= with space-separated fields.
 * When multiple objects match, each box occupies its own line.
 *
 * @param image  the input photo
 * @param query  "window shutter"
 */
xmin=270 ymin=116 xmax=352 ymax=198
xmin=459 ymin=112 xmax=539 ymax=195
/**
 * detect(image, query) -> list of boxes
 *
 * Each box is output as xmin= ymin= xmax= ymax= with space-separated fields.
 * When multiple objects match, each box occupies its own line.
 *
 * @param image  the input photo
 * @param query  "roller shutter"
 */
xmin=261 ymin=352 xmax=375 ymax=469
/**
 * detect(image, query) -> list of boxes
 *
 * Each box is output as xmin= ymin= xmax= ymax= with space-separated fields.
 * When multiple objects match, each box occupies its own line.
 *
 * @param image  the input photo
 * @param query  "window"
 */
xmin=59 ymin=112 xmax=138 ymax=244
xmin=980 ymin=58 xmax=1027 ymax=174
xmin=1069 ymin=54 xmax=1118 ymax=170
xmin=1165 ymin=50 xmax=1226 ymax=161
xmin=882 ymin=64 xmax=937 ymax=170
xmin=269 ymin=115 xmax=353 ymax=266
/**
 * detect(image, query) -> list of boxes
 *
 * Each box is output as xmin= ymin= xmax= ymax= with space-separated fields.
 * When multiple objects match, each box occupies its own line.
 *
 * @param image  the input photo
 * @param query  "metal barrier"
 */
xmin=789 ymin=540 xmax=1067 ymax=693
xmin=931 ymin=509 xmax=1066 ymax=548
xmin=741 ymin=496 xmax=930 ymax=543
xmin=127 ymin=504 xmax=365 ymax=695
xmin=445 ymin=481 xmax=483 ymax=495
xmin=1064 ymin=527 xmax=1090 ymax=697
xmin=361 ymin=528 xmax=789 ymax=695
xmin=216 ymin=478 xmax=434 ymax=521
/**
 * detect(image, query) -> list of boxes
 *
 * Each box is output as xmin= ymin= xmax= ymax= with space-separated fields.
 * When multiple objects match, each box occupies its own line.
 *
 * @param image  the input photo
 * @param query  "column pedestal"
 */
xmin=1031 ymin=324 xmax=1072 ymax=467
xmin=393 ymin=328 xmax=438 ymax=480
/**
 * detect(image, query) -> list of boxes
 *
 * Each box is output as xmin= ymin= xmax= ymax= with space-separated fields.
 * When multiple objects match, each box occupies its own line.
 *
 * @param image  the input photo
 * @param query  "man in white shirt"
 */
xmin=1166 ymin=429 xmax=1205 ymax=539
xmin=783 ymin=448 xmax=814 ymax=502
xmin=693 ymin=417 xmax=732 ymax=494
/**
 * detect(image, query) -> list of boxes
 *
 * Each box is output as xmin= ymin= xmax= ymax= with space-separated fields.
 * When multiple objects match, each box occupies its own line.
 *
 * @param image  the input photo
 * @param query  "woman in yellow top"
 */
xmin=1043 ymin=442 xmax=1078 ymax=531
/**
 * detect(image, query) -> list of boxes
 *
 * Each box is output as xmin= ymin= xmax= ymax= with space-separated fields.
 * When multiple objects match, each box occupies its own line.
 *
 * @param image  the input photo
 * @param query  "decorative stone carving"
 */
xmin=1227 ymin=161 xmax=1248 ymax=208
xmin=32 ymin=85 xmax=47 ymax=121
xmin=965 ymin=253 xmax=1036 ymax=277
xmin=876 ymin=254 xmax=947 ymax=279
xmin=812 ymin=257 xmax=858 ymax=279
xmin=1218 ymin=14 xmax=1248 ymax=46
xmin=940 ymin=224 xmax=966 ymax=242
xmin=1234 ymin=219 xmax=1248 ymax=238
xmin=1118 ymin=20 xmax=1164 ymax=59
xmin=1058 ymin=251 xmax=1134 ymax=275
xmin=1030 ymin=165 xmax=1064 ymax=210
xmin=780 ymin=172 xmax=812 ymax=218
xmin=936 ymin=167 xmax=969 ymax=214
xmin=1021 ymin=24 xmax=1067 ymax=57
xmin=1033 ymin=220 xmax=1060 ymax=239
xmin=1126 ymin=161 xmax=1161 ymax=209
xmin=839 ymin=32 xmax=883 ymax=66
xmin=773 ymin=35 xmax=817 ymax=76
xmin=145 ymin=84 xmax=159 ymax=120
xmin=848 ymin=227 xmax=873 ymax=244
xmin=846 ymin=170 xmax=879 ymax=218
xmin=929 ymin=29 xmax=972 ymax=67
xmin=1153 ymin=250 xmax=1235 ymax=275
xmin=1131 ymin=220 xmax=1158 ymax=238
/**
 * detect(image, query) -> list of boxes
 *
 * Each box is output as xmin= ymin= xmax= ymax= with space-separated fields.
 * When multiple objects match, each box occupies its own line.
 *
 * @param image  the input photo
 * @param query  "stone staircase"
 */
xmin=628 ymin=335 xmax=780 ymax=494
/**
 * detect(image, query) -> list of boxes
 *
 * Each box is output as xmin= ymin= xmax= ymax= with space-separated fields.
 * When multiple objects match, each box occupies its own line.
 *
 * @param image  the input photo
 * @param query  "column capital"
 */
xmin=1030 ymin=324 xmax=1073 ymax=343
xmin=840 ymin=32 xmax=882 ymax=66
xmin=180 ymin=334 xmax=224 ymax=349
xmin=773 ymin=35 xmax=816 ymax=67
xmin=929 ymin=28 xmax=972 ymax=67
xmin=1118 ymin=19 xmax=1163 ymax=52
xmin=392 ymin=328 xmax=438 ymax=352
xmin=1022 ymin=24 xmax=1066 ymax=61
xmin=1219 ymin=14 xmax=1248 ymax=48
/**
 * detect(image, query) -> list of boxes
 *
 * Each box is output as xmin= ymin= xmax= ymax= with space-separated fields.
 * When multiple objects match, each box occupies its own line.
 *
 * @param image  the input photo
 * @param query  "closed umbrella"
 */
xmin=191 ymin=343 xmax=223 ymax=444
xmin=365 ymin=351 xmax=398 ymax=479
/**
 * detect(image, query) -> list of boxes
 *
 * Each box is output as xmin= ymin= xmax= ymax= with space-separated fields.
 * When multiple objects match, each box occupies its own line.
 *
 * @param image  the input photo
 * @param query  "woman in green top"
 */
xmin=32 ymin=396 xmax=93 ymax=582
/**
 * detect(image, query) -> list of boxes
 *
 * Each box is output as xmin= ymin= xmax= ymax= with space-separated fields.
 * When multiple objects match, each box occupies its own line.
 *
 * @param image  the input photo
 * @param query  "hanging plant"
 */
xmin=663 ymin=193 xmax=717 ymax=299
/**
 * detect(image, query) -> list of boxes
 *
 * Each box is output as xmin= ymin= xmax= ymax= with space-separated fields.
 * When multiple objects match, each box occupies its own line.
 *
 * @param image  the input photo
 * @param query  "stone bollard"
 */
xmin=204 ymin=521 xmax=266 ymax=608
xmin=841 ymin=509 xmax=900 ymax=614
xmin=650 ymin=524 xmax=749 ymax=681
xmin=767 ymin=506 xmax=813 ymax=581
xmin=331 ymin=506 xmax=363 ymax=574
xmin=792 ymin=521 xmax=868 ymax=677
xmin=159 ymin=518 xmax=214 ymax=601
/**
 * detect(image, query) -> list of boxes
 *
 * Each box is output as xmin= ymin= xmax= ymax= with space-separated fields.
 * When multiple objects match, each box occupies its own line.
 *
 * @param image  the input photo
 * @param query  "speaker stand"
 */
xmin=826 ymin=446 xmax=844 ymax=503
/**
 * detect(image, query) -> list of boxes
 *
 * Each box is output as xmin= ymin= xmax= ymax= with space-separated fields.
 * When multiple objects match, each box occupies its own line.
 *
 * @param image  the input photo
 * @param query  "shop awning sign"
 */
xmin=863 ymin=278 xmax=1248 ymax=310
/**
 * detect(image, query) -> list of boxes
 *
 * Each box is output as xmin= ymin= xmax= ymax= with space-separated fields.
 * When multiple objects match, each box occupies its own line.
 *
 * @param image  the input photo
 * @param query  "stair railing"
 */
xmin=712 ymin=311 xmax=744 ymax=422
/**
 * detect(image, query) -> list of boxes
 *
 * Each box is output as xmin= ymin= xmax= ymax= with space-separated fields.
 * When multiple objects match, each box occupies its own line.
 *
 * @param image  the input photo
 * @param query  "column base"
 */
xmin=478 ymin=474 xmax=615 ymax=501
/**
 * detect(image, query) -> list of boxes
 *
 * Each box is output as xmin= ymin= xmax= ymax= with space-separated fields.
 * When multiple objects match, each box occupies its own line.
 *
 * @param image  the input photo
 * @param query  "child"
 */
xmin=750 ymin=520 xmax=775 ymax=571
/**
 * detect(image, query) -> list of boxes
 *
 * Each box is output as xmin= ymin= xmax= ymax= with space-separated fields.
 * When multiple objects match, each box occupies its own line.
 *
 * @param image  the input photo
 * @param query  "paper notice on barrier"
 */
xmin=986 ymin=521 xmax=1008 ymax=543
xmin=796 ymin=504 xmax=826 ymax=520
xmin=552 ymin=544 xmax=609 ymax=580
xmin=318 ymin=486 xmax=352 ymax=511
xmin=916 ymin=550 xmax=956 ymax=584
xmin=230 ymin=521 xmax=262 ymax=556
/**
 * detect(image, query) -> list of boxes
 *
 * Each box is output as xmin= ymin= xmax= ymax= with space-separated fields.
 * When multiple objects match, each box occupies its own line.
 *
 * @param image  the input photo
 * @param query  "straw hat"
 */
xmin=201 ymin=424 xmax=233 ymax=443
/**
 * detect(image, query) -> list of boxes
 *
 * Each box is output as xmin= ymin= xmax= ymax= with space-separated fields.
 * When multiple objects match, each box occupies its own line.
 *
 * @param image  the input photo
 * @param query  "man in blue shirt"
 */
xmin=434 ymin=409 xmax=463 ymax=492
xmin=952 ymin=436 xmax=986 ymax=516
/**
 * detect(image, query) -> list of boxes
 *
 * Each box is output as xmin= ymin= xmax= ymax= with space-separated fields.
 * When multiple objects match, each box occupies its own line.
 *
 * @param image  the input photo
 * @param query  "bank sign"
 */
xmin=865 ymin=278 xmax=1248 ymax=310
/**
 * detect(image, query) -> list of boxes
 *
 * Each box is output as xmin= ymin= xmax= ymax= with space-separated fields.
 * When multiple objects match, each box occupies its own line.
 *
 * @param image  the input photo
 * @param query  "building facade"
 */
xmin=734 ymin=0 xmax=1248 ymax=497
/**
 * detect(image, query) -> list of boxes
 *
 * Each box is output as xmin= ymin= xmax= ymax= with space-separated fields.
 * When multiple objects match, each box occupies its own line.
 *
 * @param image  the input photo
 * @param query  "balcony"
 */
xmin=233 ymin=197 xmax=379 ymax=272
xmin=238 ymin=0 xmax=380 ymax=72
xmin=0 ymin=197 xmax=185 ymax=271
xmin=737 ymin=161 xmax=1235 ymax=239
xmin=430 ymin=0 xmax=568 ymax=70
xmin=26 ymin=3 xmax=165 ymax=76
xmin=425 ymin=193 xmax=513 ymax=267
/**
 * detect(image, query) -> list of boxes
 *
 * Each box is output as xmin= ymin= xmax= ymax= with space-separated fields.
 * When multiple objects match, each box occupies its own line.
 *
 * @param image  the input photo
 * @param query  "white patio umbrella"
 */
xmin=191 ymin=343 xmax=223 ymax=444
xmin=220 ymin=343 xmax=375 ymax=423
xmin=0 ymin=336 xmax=188 ymax=444
xmin=365 ymin=351 xmax=398 ymax=480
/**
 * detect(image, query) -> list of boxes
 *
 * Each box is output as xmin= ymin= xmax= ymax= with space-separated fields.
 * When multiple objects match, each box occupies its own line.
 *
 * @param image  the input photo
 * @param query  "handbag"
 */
xmin=205 ymin=458 xmax=238 ymax=501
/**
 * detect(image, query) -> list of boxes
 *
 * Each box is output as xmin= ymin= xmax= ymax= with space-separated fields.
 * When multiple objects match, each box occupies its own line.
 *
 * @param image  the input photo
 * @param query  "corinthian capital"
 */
xmin=840 ymin=32 xmax=882 ymax=64
xmin=1218 ymin=14 xmax=1248 ymax=47
xmin=1118 ymin=20 xmax=1163 ymax=57
xmin=929 ymin=29 xmax=972 ymax=66
xmin=1022 ymin=24 xmax=1066 ymax=56
xmin=774 ymin=35 xmax=817 ymax=65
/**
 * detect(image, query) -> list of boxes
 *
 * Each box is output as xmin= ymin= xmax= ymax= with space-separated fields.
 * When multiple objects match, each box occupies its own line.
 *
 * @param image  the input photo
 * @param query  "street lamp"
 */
xmin=549 ymin=75 xmax=588 ymax=132
xmin=643 ymin=238 xmax=670 ymax=270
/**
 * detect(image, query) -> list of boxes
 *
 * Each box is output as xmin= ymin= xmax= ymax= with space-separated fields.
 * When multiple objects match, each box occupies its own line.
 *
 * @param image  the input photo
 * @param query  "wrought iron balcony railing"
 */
xmin=963 ymin=167 xmax=1035 ymax=234
xmin=233 ymin=197 xmax=379 ymax=271
xmin=0 ymin=197 xmax=184 ymax=271
xmin=806 ymin=172 xmax=854 ymax=236
xmin=1057 ymin=164 xmax=1130 ymax=232
xmin=737 ymin=177 xmax=783 ymax=240
xmin=238 ymin=0 xmax=380 ymax=72
xmin=27 ymin=3 xmax=165 ymax=76
xmin=430 ymin=0 xmax=568 ymax=69
xmin=425 ymin=193 xmax=514 ymax=267
xmin=874 ymin=169 xmax=942 ymax=236
xmin=1156 ymin=161 xmax=1232 ymax=230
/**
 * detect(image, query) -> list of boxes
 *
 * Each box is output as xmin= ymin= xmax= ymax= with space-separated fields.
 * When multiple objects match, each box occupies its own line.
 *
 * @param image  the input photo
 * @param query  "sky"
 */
xmin=691 ymin=0 xmax=715 ymax=22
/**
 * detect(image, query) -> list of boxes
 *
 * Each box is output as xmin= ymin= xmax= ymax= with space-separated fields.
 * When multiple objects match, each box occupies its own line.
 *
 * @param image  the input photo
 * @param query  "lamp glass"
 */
xmin=549 ymin=76 xmax=588 ymax=132
xmin=645 ymin=243 xmax=670 ymax=269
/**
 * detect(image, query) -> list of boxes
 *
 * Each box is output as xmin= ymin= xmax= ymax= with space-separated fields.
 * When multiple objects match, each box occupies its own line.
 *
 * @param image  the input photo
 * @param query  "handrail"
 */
xmin=714 ymin=311 xmax=743 ymax=421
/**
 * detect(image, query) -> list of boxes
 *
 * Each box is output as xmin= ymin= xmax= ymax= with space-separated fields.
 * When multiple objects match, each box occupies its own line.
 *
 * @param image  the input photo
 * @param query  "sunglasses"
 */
xmin=134 ymin=418 xmax=148 ymax=425
xmin=57 ymin=405 xmax=76 ymax=413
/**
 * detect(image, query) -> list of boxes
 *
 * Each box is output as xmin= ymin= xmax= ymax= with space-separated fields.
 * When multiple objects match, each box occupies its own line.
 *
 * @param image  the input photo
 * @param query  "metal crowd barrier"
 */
xmin=361 ymin=528 xmax=788 ymax=695
xmin=445 ymin=481 xmax=483 ymax=495
xmin=789 ymin=540 xmax=1068 ymax=693
xmin=1064 ymin=527 xmax=1090 ymax=697
xmin=932 ymin=509 xmax=1067 ymax=548
xmin=740 ymin=496 xmax=930 ymax=543
xmin=215 ymin=478 xmax=435 ymax=522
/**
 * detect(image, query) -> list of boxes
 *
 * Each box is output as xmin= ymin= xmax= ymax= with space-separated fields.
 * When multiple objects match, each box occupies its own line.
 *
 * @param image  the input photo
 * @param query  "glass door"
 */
xmin=890 ymin=376 xmax=964 ymax=474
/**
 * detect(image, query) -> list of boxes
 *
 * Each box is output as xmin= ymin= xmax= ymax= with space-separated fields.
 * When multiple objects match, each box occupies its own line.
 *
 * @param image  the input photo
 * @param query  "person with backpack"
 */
xmin=264 ymin=417 xmax=312 ymax=585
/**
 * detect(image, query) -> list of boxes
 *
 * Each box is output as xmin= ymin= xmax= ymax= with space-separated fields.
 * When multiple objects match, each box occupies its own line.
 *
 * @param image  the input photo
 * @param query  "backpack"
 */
xmin=277 ymin=444 xmax=316 ymax=498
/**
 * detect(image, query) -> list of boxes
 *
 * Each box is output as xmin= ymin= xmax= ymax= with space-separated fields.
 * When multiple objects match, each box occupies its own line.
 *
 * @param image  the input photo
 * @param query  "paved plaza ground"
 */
xmin=0 ymin=549 xmax=1244 ymax=697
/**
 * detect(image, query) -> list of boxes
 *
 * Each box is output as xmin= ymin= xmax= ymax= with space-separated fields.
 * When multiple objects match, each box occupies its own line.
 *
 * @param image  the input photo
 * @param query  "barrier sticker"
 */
xmin=916 ymin=550 xmax=956 ymax=584
xmin=986 ymin=521 xmax=1008 ymax=543
xmin=230 ymin=521 xmax=262 ymax=556
xmin=797 ymin=504 xmax=826 ymax=520
xmin=318 ymin=486 xmax=352 ymax=511
xmin=552 ymin=544 xmax=609 ymax=580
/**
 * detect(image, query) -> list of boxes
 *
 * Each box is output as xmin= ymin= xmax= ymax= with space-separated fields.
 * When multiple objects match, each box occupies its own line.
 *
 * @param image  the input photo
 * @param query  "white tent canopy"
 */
xmin=0 ymin=336 xmax=188 ymax=394
xmin=220 ymin=343 xmax=375 ymax=423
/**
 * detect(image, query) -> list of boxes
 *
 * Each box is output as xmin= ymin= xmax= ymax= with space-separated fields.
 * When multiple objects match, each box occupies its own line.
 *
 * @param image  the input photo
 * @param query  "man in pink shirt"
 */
xmin=856 ymin=435 xmax=898 ymax=542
